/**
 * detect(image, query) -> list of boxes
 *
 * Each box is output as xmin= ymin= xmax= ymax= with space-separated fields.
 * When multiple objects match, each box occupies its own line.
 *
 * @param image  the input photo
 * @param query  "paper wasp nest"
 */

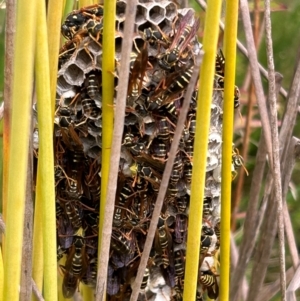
xmin=39 ymin=0 xmax=242 ymax=300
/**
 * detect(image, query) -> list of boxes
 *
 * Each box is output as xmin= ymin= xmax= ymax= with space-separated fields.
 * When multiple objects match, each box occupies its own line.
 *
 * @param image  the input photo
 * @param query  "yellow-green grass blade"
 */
xmin=99 ymin=0 xmax=116 ymax=241
xmin=47 ymin=0 xmax=65 ymax=115
xmin=63 ymin=0 xmax=76 ymax=22
xmin=31 ymin=177 xmax=44 ymax=301
xmin=183 ymin=1 xmax=222 ymax=300
xmin=36 ymin=1 xmax=58 ymax=300
xmin=79 ymin=0 xmax=94 ymax=7
xmin=2 ymin=0 xmax=37 ymax=299
xmin=220 ymin=0 xmax=239 ymax=300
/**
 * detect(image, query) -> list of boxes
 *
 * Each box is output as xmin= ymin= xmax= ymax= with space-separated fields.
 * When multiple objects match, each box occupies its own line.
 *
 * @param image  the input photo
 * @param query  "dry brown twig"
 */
xmin=20 ymin=138 xmax=34 ymax=300
xmin=287 ymin=265 xmax=300 ymax=301
xmin=264 ymin=2 xmax=286 ymax=299
xmin=95 ymin=1 xmax=138 ymax=300
xmin=258 ymin=266 xmax=294 ymax=301
xmin=230 ymin=235 xmax=248 ymax=301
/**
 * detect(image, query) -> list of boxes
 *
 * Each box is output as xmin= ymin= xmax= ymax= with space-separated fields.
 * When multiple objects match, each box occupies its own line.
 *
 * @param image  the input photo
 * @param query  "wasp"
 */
xmin=127 ymin=44 xmax=149 ymax=104
xmin=61 ymin=4 xmax=104 ymax=40
xmin=199 ymin=270 xmax=219 ymax=299
xmin=140 ymin=267 xmax=150 ymax=290
xmin=57 ymin=245 xmax=67 ymax=262
xmin=183 ymin=162 xmax=192 ymax=184
xmin=155 ymin=216 xmax=173 ymax=268
xmin=200 ymin=226 xmax=217 ymax=254
xmin=170 ymin=154 xmax=183 ymax=186
xmin=149 ymin=139 xmax=168 ymax=162
xmin=158 ymin=10 xmax=200 ymax=70
xmin=111 ymin=230 xmax=136 ymax=255
xmin=81 ymin=93 xmax=101 ymax=120
xmin=82 ymin=257 xmax=97 ymax=287
xmin=232 ymin=147 xmax=248 ymax=180
xmin=64 ymin=149 xmax=85 ymax=193
xmin=190 ymin=89 xmax=198 ymax=112
xmin=167 ymin=183 xmax=179 ymax=199
xmin=136 ymin=163 xmax=162 ymax=191
xmin=148 ymin=66 xmax=194 ymax=109
xmin=84 ymin=159 xmax=101 ymax=204
xmin=203 ymin=196 xmax=213 ymax=218
xmin=63 ymin=200 xmax=82 ymax=231
xmin=55 ymin=107 xmax=87 ymax=151
xmin=57 ymin=210 xmax=74 ymax=250
xmin=61 ymin=235 xmax=88 ymax=298
xmin=86 ymin=18 xmax=103 ymax=41
xmin=113 ymin=180 xmax=133 ymax=228
xmin=183 ymin=138 xmax=194 ymax=163
xmin=215 ymin=49 xmax=240 ymax=108
xmin=174 ymin=213 xmax=188 ymax=244
xmin=176 ymin=195 xmax=189 ymax=213
xmin=173 ymin=245 xmax=186 ymax=294
xmin=174 ymin=247 xmax=185 ymax=279
xmin=187 ymin=112 xmax=196 ymax=139
xmin=86 ymin=71 xmax=101 ymax=102
xmin=143 ymin=26 xmax=170 ymax=47
xmin=107 ymin=265 xmax=121 ymax=296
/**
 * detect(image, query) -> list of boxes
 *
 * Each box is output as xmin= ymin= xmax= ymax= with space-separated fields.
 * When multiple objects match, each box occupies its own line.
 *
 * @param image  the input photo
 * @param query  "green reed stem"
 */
xmin=2 ymin=0 xmax=36 ymax=299
xmin=35 ymin=0 xmax=58 ymax=300
xmin=47 ymin=0 xmax=65 ymax=115
xmin=99 ymin=0 xmax=116 ymax=241
xmin=183 ymin=1 xmax=222 ymax=300
xmin=220 ymin=1 xmax=239 ymax=300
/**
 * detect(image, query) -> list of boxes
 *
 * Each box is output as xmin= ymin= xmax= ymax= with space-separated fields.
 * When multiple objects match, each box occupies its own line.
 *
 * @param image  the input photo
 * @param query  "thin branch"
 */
xmin=286 ymin=265 xmax=300 ymax=301
xmin=230 ymin=235 xmax=248 ymax=301
xmin=95 ymin=1 xmax=138 ymax=300
xmin=282 ymin=137 xmax=300 ymax=270
xmin=278 ymin=52 xmax=300 ymax=164
xmin=195 ymin=0 xmax=288 ymax=99
xmin=230 ymin=132 xmax=267 ymax=301
xmin=20 ymin=128 xmax=34 ymax=300
xmin=264 ymin=1 xmax=286 ymax=299
xmin=246 ymin=186 xmax=278 ymax=301
xmin=130 ymin=51 xmax=203 ymax=301
xmin=239 ymin=0 xmax=274 ymax=168
xmin=257 ymin=266 xmax=294 ymax=301
xmin=31 ymin=279 xmax=45 ymax=301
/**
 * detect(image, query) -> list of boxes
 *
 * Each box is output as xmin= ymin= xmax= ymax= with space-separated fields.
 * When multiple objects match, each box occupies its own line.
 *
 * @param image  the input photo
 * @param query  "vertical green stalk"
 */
xmin=2 ymin=0 xmax=37 ymax=299
xmin=47 ymin=0 xmax=65 ymax=114
xmin=182 ymin=1 xmax=222 ymax=300
xmin=99 ymin=0 xmax=116 ymax=240
xmin=220 ymin=1 xmax=239 ymax=300
xmin=79 ymin=0 xmax=94 ymax=7
xmin=35 ymin=1 xmax=57 ymax=300
xmin=31 ymin=177 xmax=44 ymax=301
xmin=63 ymin=0 xmax=75 ymax=22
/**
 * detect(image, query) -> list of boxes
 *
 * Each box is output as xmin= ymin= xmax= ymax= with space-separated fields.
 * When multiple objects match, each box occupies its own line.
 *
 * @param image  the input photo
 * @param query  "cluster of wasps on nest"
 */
xmin=41 ymin=1 xmax=247 ymax=300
